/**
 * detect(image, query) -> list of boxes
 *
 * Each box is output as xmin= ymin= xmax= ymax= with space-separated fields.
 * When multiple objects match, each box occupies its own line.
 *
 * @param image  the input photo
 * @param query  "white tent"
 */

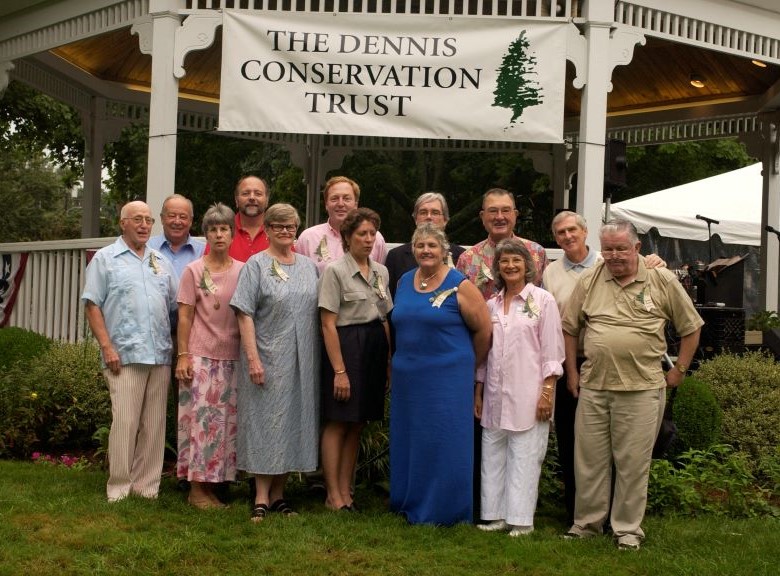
xmin=608 ymin=163 xmax=762 ymax=246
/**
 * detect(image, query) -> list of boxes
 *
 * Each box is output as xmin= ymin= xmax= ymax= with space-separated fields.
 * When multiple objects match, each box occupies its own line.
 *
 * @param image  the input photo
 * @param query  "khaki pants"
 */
xmin=571 ymin=387 xmax=664 ymax=543
xmin=104 ymin=364 xmax=170 ymax=501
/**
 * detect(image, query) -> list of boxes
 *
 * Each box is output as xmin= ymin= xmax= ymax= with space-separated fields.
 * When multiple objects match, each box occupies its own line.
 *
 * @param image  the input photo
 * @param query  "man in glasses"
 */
xmin=82 ymin=201 xmax=177 ymax=502
xmin=385 ymin=192 xmax=465 ymax=299
xmin=562 ymin=219 xmax=702 ymax=550
xmin=457 ymin=188 xmax=547 ymax=300
xmin=543 ymin=211 xmax=665 ymax=529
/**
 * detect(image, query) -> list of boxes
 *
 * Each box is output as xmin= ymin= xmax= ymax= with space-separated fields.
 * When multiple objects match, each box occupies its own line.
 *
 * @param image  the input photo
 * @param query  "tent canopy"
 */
xmin=608 ymin=163 xmax=762 ymax=246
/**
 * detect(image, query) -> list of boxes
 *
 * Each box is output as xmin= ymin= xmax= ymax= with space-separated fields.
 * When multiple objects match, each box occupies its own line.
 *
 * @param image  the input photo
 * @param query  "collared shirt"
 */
xmin=297 ymin=221 xmax=388 ymax=275
xmin=228 ymin=214 xmax=269 ymax=262
xmin=456 ymin=235 xmax=548 ymax=300
xmin=318 ymin=252 xmax=393 ymax=326
xmin=542 ymin=247 xmax=601 ymax=316
xmin=81 ymin=236 xmax=177 ymax=367
xmin=562 ymin=258 xmax=703 ymax=391
xmin=148 ymin=233 xmax=206 ymax=282
xmin=476 ymin=284 xmax=564 ymax=432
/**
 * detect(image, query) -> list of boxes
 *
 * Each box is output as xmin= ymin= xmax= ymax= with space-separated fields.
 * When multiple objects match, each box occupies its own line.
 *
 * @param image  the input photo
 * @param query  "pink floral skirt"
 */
xmin=177 ymin=356 xmax=238 ymax=482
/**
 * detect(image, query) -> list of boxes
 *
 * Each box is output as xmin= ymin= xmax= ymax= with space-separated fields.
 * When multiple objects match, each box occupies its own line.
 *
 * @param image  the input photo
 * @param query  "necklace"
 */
xmin=419 ymin=269 xmax=439 ymax=289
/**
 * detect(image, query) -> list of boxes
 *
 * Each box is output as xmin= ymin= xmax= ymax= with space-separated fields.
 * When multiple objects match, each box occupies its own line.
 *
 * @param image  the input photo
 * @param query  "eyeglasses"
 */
xmin=268 ymin=223 xmax=297 ymax=233
xmin=122 ymin=216 xmax=155 ymax=225
xmin=601 ymin=248 xmax=634 ymax=257
xmin=484 ymin=207 xmax=516 ymax=217
xmin=417 ymin=209 xmax=443 ymax=218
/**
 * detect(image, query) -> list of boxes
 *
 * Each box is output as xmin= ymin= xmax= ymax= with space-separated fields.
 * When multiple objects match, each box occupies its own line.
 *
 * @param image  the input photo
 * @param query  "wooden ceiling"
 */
xmin=51 ymin=27 xmax=780 ymax=117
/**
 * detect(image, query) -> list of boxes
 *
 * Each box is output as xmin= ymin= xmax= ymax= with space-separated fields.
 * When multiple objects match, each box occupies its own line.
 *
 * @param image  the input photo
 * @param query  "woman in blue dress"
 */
xmin=390 ymin=223 xmax=491 ymax=525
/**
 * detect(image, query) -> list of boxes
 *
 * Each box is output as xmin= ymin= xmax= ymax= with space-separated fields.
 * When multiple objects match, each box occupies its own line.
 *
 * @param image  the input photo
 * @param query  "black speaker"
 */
xmin=605 ymin=139 xmax=627 ymax=188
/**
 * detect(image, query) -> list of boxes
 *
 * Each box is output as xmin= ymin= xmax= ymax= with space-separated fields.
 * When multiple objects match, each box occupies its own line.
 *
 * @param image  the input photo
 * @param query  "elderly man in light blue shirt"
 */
xmin=82 ymin=200 xmax=177 ymax=502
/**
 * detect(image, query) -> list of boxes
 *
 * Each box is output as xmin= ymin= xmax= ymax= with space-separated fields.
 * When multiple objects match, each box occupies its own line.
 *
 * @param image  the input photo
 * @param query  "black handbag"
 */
xmin=652 ymin=387 xmax=678 ymax=459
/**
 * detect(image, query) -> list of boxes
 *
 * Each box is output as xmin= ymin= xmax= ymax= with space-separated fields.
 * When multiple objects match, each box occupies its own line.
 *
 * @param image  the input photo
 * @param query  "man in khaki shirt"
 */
xmin=561 ymin=219 xmax=702 ymax=550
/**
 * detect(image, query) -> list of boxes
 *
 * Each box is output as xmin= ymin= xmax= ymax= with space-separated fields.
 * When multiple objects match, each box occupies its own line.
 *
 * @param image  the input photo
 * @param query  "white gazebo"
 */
xmin=2 ymin=0 xmax=780 ymax=339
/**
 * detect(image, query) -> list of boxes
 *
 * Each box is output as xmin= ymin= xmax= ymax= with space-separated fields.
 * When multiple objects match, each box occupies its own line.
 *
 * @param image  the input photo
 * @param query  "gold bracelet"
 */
xmin=334 ymin=369 xmax=346 ymax=374
xmin=177 ymin=351 xmax=189 ymax=357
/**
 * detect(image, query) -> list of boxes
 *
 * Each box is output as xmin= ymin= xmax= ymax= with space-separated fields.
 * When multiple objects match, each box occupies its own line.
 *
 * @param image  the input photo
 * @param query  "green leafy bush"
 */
xmin=0 ymin=339 xmax=110 ymax=457
xmin=0 ymin=327 xmax=51 ymax=370
xmin=671 ymin=377 xmax=722 ymax=456
xmin=693 ymin=351 xmax=780 ymax=462
xmin=648 ymin=444 xmax=776 ymax=518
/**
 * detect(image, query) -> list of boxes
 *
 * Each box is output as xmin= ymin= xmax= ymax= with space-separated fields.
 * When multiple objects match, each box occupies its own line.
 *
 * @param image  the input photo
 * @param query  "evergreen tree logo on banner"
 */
xmin=493 ymin=31 xmax=544 ymax=127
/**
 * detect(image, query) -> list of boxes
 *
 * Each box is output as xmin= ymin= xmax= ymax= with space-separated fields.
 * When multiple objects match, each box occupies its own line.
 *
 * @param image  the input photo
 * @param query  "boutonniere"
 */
xmin=429 ymin=287 xmax=458 ymax=308
xmin=522 ymin=293 xmax=541 ymax=319
xmin=270 ymin=258 xmax=290 ymax=282
xmin=199 ymin=266 xmax=221 ymax=309
xmin=315 ymin=236 xmax=330 ymax=262
xmin=636 ymin=287 xmax=655 ymax=312
xmin=475 ymin=260 xmax=493 ymax=286
xmin=149 ymin=252 xmax=161 ymax=275
xmin=372 ymin=274 xmax=387 ymax=300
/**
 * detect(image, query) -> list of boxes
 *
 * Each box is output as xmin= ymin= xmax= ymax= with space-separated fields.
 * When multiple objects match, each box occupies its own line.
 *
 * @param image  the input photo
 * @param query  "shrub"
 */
xmin=671 ymin=377 xmax=722 ymax=456
xmin=0 ymin=327 xmax=51 ymax=370
xmin=648 ymin=444 xmax=776 ymax=518
xmin=693 ymin=351 xmax=780 ymax=462
xmin=0 ymin=339 xmax=110 ymax=457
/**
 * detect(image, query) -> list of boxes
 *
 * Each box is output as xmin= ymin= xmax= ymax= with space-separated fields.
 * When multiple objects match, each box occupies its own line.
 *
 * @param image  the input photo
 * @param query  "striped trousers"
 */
xmin=104 ymin=364 xmax=170 ymax=501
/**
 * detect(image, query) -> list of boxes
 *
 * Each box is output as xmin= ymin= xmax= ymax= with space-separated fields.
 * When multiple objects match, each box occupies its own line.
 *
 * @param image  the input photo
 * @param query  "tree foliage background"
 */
xmin=1 ymin=80 xmax=755 ymax=245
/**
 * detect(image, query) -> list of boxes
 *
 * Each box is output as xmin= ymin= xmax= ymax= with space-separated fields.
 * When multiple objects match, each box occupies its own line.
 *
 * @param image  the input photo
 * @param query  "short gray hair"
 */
xmin=413 ymin=192 xmax=450 ymax=220
xmin=264 ymin=203 xmax=301 ymax=228
xmin=492 ymin=238 xmax=536 ymax=291
xmin=600 ymin=219 xmax=639 ymax=244
xmin=201 ymin=203 xmax=235 ymax=235
xmin=411 ymin=222 xmax=450 ymax=264
xmin=482 ymin=188 xmax=516 ymax=209
xmin=551 ymin=210 xmax=587 ymax=235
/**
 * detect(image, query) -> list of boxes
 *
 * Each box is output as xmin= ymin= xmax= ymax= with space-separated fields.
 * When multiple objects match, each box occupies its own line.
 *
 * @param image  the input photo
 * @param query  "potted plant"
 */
xmin=745 ymin=310 xmax=780 ymax=345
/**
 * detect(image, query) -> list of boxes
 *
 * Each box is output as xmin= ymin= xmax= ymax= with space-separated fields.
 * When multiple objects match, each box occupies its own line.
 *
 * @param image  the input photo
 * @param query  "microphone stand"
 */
xmin=696 ymin=214 xmax=720 ymax=263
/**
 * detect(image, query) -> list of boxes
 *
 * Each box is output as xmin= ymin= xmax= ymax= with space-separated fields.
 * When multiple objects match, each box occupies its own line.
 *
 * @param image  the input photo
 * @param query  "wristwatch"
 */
xmin=674 ymin=363 xmax=687 ymax=374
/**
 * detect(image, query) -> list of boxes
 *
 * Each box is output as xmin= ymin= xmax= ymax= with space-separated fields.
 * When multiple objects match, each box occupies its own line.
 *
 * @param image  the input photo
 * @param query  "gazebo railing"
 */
xmin=1 ymin=238 xmax=113 ymax=343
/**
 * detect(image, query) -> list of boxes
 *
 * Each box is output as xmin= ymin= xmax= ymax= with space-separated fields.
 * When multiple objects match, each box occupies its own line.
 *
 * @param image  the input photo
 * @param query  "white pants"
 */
xmin=104 ymin=364 xmax=170 ymax=501
xmin=480 ymin=422 xmax=549 ymax=527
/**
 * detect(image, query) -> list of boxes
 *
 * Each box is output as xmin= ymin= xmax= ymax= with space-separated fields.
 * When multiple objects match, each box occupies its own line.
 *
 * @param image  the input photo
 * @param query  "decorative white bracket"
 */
xmin=566 ymin=23 xmax=587 ymax=90
xmin=173 ymin=13 xmax=222 ymax=79
xmin=608 ymin=27 xmax=645 ymax=93
xmin=566 ymin=23 xmax=645 ymax=92
xmin=131 ymin=16 xmax=153 ymax=55
xmin=0 ymin=60 xmax=15 ymax=94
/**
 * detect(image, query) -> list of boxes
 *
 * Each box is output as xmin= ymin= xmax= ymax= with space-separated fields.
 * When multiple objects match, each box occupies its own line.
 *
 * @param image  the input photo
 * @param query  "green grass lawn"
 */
xmin=1 ymin=460 xmax=778 ymax=576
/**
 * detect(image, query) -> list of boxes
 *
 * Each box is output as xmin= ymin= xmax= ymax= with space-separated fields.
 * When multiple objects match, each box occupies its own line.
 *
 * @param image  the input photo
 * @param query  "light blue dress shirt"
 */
xmin=82 ymin=236 xmax=177 ymax=367
xmin=147 ymin=234 xmax=206 ymax=282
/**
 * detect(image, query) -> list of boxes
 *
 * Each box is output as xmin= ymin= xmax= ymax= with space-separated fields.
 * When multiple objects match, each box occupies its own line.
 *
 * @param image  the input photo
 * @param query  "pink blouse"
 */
xmin=476 ymin=283 xmax=564 ymax=432
xmin=177 ymin=258 xmax=244 ymax=360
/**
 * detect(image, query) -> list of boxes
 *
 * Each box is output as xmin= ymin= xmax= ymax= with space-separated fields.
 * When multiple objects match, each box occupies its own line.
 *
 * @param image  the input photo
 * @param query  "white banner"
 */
xmin=219 ymin=12 xmax=567 ymax=143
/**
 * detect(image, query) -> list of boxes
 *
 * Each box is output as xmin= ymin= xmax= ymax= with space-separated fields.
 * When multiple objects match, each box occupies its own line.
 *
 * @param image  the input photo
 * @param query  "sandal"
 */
xmin=270 ymin=499 xmax=298 ymax=516
xmin=250 ymin=503 xmax=269 ymax=522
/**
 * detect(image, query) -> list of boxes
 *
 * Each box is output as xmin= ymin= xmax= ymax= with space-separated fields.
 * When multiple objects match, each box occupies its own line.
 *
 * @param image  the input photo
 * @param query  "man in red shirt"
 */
xmin=228 ymin=175 xmax=270 ymax=262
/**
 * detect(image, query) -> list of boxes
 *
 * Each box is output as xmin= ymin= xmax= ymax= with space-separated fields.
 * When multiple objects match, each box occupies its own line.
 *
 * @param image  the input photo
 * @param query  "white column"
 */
xmin=81 ymin=96 xmax=105 ymax=238
xmin=760 ymin=118 xmax=780 ymax=312
xmin=145 ymin=1 xmax=182 ymax=235
xmin=576 ymin=1 xmax=614 ymax=252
